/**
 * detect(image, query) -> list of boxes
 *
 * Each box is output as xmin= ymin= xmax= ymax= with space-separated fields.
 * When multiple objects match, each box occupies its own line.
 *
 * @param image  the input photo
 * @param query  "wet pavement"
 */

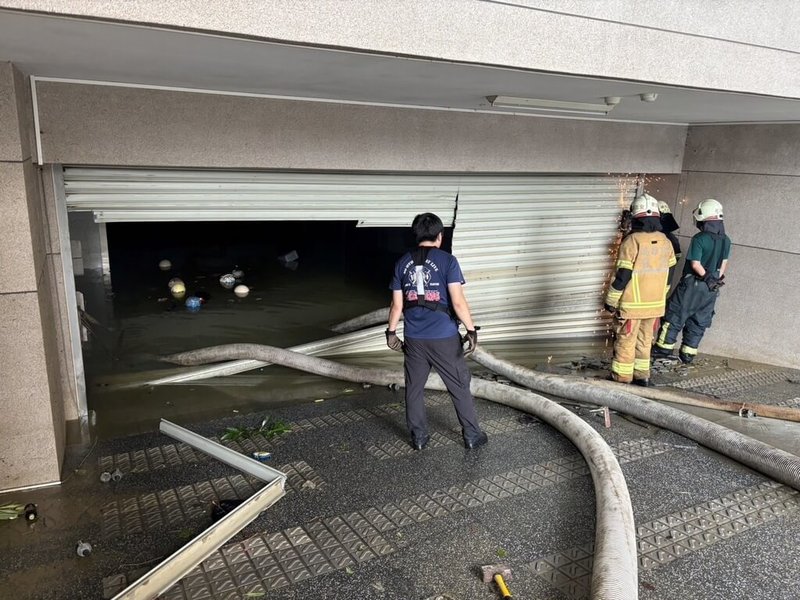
xmin=2 ymin=345 xmax=800 ymax=600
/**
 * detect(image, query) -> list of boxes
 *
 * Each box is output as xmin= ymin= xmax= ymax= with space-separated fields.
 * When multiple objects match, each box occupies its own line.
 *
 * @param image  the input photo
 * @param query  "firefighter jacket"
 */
xmin=605 ymin=231 xmax=677 ymax=319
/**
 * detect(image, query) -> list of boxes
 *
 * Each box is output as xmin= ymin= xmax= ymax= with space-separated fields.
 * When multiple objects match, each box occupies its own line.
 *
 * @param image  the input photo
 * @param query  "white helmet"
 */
xmin=630 ymin=193 xmax=660 ymax=218
xmin=657 ymin=200 xmax=672 ymax=215
xmin=693 ymin=198 xmax=723 ymax=222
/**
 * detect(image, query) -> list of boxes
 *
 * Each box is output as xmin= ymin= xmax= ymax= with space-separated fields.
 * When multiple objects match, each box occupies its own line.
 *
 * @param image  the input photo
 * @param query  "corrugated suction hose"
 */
xmin=165 ymin=343 xmax=639 ymax=600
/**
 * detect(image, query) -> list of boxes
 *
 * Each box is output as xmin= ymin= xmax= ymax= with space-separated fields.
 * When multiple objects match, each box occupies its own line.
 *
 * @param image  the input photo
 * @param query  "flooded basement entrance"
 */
xmin=74 ymin=219 xmax=612 ymax=438
xmin=79 ymin=220 xmax=401 ymax=437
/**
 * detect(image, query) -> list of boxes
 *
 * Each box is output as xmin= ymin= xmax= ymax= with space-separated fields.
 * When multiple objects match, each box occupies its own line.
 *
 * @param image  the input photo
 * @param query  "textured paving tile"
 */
xmin=97 ymin=397 xmax=455 ymax=475
xmin=101 ymin=462 xmax=322 ymax=538
xmin=530 ymin=481 xmax=800 ymax=599
xmin=672 ymin=369 xmax=790 ymax=397
xmin=149 ymin=438 xmax=677 ymax=599
xmin=365 ymin=414 xmax=539 ymax=459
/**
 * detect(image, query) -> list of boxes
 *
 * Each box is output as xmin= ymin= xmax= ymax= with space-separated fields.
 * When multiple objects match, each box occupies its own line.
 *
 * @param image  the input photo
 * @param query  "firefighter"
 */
xmin=604 ymin=194 xmax=677 ymax=386
xmin=652 ymin=199 xmax=731 ymax=363
xmin=658 ymin=200 xmax=682 ymax=263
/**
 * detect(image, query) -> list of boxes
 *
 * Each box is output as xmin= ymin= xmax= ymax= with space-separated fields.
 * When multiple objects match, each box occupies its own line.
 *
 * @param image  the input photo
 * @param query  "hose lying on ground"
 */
xmin=469 ymin=348 xmax=800 ymax=492
xmin=589 ymin=377 xmax=800 ymax=423
xmin=164 ymin=343 xmax=638 ymax=600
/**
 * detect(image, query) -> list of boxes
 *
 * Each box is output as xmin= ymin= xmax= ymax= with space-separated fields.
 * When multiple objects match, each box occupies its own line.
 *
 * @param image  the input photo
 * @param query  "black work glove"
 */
xmin=603 ymin=303 xmax=617 ymax=314
xmin=702 ymin=273 xmax=725 ymax=292
xmin=385 ymin=329 xmax=404 ymax=352
xmin=462 ymin=327 xmax=479 ymax=356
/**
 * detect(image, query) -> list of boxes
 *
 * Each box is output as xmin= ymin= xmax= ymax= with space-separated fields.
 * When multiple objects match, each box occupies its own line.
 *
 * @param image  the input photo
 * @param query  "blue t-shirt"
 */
xmin=390 ymin=247 xmax=466 ymax=339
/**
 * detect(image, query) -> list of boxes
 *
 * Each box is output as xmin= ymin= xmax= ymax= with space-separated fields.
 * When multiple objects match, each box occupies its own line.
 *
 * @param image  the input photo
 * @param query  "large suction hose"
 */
xmin=165 ymin=343 xmax=638 ymax=600
xmin=470 ymin=347 xmax=800 ymax=491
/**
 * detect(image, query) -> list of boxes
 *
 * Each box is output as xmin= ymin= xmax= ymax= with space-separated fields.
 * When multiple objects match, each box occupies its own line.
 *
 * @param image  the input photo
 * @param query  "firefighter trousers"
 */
xmin=611 ymin=317 xmax=659 ymax=383
xmin=655 ymin=275 xmax=719 ymax=358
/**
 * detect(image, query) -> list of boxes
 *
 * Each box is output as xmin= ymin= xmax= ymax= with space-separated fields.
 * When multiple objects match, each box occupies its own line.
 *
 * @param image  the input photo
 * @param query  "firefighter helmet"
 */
xmin=693 ymin=198 xmax=723 ymax=221
xmin=657 ymin=200 xmax=672 ymax=215
xmin=629 ymin=194 xmax=660 ymax=218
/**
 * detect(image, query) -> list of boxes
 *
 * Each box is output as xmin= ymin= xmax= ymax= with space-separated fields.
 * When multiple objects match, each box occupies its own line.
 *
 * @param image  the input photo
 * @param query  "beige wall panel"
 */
xmin=0 ymin=292 xmax=60 ymax=489
xmin=644 ymin=173 xmax=682 ymax=209
xmin=37 ymin=82 xmax=687 ymax=173
xmin=0 ymin=160 xmax=38 ymax=293
xmin=2 ymin=1 xmax=798 ymax=97
xmin=0 ymin=62 xmax=22 ymax=161
xmin=697 ymin=245 xmax=799 ymax=369
xmin=678 ymin=171 xmax=800 ymax=254
xmin=684 ymin=125 xmax=800 ymax=176
xmin=12 ymin=63 xmax=35 ymax=161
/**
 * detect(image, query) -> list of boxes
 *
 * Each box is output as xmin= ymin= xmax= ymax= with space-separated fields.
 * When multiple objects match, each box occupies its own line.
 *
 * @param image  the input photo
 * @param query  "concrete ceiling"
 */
xmin=2 ymin=9 xmax=800 ymax=125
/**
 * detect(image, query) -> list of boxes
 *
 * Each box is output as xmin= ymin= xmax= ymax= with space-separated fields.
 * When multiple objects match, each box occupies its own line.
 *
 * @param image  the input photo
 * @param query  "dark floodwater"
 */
xmin=78 ymin=220 xmax=610 ymax=439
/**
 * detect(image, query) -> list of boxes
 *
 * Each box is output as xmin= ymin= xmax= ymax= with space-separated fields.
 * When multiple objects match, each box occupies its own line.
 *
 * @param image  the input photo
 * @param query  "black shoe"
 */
xmin=678 ymin=352 xmax=694 ymax=364
xmin=464 ymin=431 xmax=488 ymax=450
xmin=651 ymin=346 xmax=673 ymax=359
xmin=632 ymin=378 xmax=651 ymax=387
xmin=411 ymin=435 xmax=430 ymax=451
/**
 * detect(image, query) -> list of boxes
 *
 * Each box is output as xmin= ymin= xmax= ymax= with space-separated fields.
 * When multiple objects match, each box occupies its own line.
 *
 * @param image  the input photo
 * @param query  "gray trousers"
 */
xmin=403 ymin=335 xmax=482 ymax=442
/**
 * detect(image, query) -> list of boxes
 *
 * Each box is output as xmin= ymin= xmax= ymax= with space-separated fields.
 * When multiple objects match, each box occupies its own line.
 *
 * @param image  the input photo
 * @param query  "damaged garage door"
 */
xmin=62 ymin=168 xmax=459 ymax=226
xmin=62 ymin=168 xmax=635 ymax=357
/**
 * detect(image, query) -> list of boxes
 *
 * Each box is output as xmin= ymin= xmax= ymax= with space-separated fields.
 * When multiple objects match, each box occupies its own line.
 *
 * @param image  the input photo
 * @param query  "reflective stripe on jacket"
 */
xmin=605 ymin=231 xmax=676 ymax=319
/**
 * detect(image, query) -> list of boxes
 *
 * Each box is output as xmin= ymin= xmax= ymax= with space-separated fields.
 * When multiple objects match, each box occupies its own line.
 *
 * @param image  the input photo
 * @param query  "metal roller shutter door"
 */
xmin=62 ymin=168 xmax=635 ymax=356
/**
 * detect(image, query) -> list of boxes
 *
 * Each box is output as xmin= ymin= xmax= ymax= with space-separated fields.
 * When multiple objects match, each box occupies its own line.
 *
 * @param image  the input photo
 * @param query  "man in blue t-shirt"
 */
xmin=386 ymin=213 xmax=487 ymax=451
xmin=653 ymin=199 xmax=732 ymax=363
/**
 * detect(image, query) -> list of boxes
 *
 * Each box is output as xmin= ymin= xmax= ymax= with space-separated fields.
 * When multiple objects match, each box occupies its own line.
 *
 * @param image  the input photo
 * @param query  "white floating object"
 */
xmin=219 ymin=274 xmax=236 ymax=289
xmin=234 ymin=284 xmax=250 ymax=298
xmin=168 ymin=277 xmax=184 ymax=290
xmin=231 ymin=268 xmax=245 ymax=280
xmin=158 ymin=259 xmax=172 ymax=271
xmin=170 ymin=282 xmax=186 ymax=299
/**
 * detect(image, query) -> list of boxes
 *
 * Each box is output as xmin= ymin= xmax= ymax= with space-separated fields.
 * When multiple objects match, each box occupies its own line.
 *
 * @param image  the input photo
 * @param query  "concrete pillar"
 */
xmin=0 ymin=62 xmax=66 ymax=491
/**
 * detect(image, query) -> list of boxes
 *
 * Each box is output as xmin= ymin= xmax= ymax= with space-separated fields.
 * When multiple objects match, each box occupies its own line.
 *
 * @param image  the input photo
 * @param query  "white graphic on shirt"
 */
xmin=406 ymin=265 xmax=440 ymax=303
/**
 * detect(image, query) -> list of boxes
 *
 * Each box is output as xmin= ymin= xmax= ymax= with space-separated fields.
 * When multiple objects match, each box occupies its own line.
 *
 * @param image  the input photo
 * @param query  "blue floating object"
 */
xmin=185 ymin=296 xmax=202 ymax=312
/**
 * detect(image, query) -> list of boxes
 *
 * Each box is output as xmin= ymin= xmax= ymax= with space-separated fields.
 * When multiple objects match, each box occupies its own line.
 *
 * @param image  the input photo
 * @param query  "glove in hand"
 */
xmin=462 ymin=328 xmax=478 ymax=356
xmin=385 ymin=329 xmax=404 ymax=352
xmin=703 ymin=273 xmax=725 ymax=292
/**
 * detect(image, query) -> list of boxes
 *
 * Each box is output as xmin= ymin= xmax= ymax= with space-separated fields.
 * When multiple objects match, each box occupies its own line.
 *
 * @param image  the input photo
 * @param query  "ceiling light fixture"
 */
xmin=487 ymin=95 xmax=618 ymax=115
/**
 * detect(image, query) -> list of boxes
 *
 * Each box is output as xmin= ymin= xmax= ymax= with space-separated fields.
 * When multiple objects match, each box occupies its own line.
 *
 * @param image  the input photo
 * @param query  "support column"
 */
xmin=0 ymin=62 xmax=65 ymax=491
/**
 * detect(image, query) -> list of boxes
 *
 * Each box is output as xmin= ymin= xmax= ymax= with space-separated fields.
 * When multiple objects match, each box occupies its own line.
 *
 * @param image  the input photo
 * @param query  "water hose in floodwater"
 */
xmin=469 ymin=347 xmax=800 ymax=492
xmin=164 ymin=343 xmax=638 ymax=600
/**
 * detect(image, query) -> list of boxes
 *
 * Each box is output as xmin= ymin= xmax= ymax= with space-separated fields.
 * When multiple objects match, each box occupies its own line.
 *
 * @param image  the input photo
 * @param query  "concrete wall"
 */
xmin=36 ymin=81 xmax=687 ymax=172
xmin=2 ymin=1 xmax=799 ymax=98
xmin=678 ymin=125 xmax=800 ymax=368
xmin=0 ymin=62 xmax=68 ymax=491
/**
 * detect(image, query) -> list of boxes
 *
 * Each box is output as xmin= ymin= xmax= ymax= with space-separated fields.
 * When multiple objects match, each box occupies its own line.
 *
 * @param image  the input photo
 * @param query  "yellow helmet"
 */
xmin=630 ymin=194 xmax=659 ymax=218
xmin=693 ymin=198 xmax=723 ymax=221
